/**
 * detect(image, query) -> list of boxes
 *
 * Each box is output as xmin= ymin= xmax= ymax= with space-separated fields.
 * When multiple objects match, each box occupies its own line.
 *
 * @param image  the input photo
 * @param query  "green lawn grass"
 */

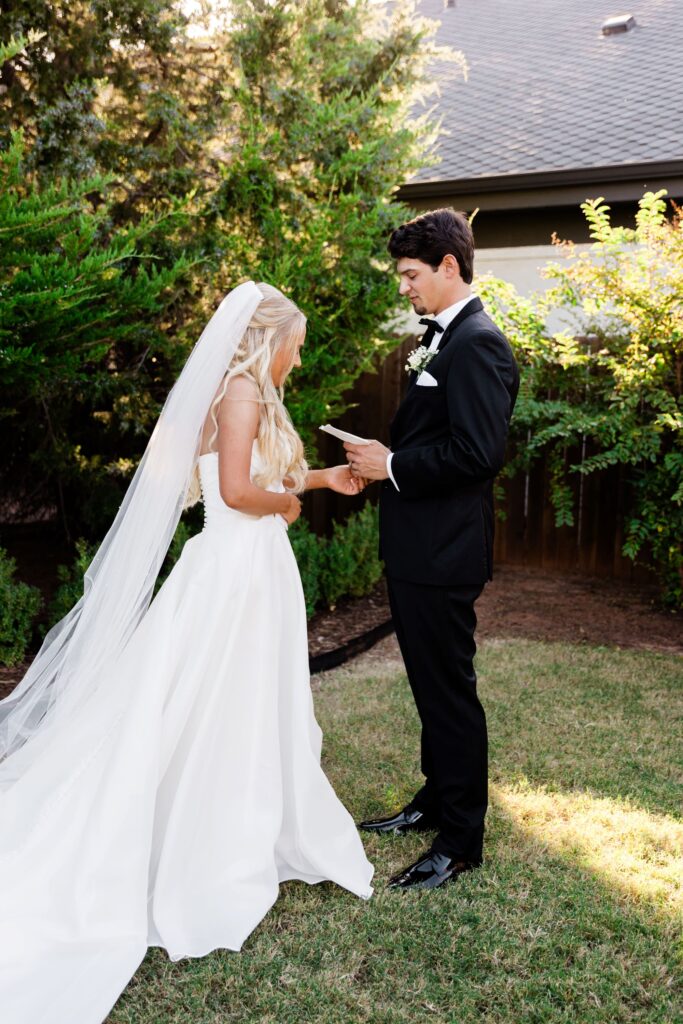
xmin=109 ymin=640 xmax=682 ymax=1024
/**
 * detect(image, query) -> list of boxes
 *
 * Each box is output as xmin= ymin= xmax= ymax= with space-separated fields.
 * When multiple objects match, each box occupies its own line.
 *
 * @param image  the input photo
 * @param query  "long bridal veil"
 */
xmin=0 ymin=281 xmax=263 ymax=779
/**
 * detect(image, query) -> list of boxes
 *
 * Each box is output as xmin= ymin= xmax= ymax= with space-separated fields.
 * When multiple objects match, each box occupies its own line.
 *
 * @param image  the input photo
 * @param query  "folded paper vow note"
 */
xmin=319 ymin=424 xmax=371 ymax=446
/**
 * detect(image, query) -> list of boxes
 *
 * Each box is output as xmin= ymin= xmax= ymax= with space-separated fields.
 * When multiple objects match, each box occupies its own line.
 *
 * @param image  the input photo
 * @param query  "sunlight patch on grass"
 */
xmin=494 ymin=781 xmax=682 ymax=914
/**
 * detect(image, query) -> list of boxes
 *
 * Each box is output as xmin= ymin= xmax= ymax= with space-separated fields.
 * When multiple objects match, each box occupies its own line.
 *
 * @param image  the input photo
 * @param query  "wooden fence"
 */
xmin=304 ymin=338 xmax=653 ymax=584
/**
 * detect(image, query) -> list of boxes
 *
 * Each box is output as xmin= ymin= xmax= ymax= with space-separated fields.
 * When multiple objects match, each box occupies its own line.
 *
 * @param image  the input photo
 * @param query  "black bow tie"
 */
xmin=418 ymin=318 xmax=444 ymax=333
xmin=418 ymin=318 xmax=444 ymax=348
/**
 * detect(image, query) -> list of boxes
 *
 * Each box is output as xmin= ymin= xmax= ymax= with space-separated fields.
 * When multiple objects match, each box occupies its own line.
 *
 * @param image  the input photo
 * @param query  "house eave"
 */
xmin=397 ymin=160 xmax=683 ymax=211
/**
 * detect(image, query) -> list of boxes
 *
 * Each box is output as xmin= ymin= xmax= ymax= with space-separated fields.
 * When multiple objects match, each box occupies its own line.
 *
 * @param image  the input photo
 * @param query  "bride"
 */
xmin=0 ymin=281 xmax=374 ymax=1024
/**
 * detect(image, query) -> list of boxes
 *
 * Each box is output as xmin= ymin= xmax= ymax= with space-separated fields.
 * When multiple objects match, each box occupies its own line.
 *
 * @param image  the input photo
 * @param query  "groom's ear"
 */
xmin=441 ymin=253 xmax=462 ymax=280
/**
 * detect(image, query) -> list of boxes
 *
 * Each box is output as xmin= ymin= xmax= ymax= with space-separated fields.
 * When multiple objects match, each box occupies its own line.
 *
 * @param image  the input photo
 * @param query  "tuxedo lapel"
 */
xmin=405 ymin=299 xmax=483 ymax=396
xmin=390 ymin=297 xmax=485 ymax=441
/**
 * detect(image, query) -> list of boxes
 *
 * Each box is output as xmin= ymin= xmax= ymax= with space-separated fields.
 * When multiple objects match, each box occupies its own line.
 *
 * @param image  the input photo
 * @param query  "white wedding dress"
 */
xmin=0 ymin=442 xmax=373 ymax=1024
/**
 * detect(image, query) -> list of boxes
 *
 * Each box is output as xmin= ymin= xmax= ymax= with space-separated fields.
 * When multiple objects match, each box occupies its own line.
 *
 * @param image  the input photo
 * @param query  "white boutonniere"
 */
xmin=405 ymin=345 xmax=435 ymax=376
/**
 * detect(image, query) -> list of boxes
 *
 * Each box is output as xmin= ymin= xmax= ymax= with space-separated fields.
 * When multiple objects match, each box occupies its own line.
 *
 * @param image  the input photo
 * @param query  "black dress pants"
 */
xmin=386 ymin=575 xmax=487 ymax=863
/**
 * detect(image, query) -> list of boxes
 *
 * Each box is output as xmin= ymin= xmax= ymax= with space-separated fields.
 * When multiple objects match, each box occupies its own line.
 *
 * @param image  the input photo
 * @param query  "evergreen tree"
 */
xmin=0 ymin=130 xmax=192 ymax=536
xmin=1 ymin=3 xmax=451 ymax=539
xmin=198 ymin=0 xmax=447 ymax=438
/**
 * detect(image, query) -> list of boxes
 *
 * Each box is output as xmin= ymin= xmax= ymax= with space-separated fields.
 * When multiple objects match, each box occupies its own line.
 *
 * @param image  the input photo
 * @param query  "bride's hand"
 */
xmin=280 ymin=493 xmax=302 ymax=525
xmin=326 ymin=465 xmax=366 ymax=496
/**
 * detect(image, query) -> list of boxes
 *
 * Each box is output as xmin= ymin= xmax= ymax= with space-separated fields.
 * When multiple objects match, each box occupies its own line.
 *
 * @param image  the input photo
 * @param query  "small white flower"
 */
xmin=405 ymin=345 xmax=435 ymax=375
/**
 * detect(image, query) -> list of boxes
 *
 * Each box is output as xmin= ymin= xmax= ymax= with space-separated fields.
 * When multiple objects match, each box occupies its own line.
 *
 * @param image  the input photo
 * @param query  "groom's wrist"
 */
xmin=386 ymin=452 xmax=400 ymax=491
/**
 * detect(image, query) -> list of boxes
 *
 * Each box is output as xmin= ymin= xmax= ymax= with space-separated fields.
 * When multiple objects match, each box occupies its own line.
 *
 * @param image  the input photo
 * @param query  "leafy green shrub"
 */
xmin=321 ymin=502 xmax=384 ymax=610
xmin=290 ymin=502 xmax=383 ymax=618
xmin=47 ymin=515 xmax=202 ymax=630
xmin=288 ymin=518 xmax=326 ymax=618
xmin=0 ymin=546 xmax=43 ymax=666
xmin=479 ymin=190 xmax=683 ymax=607
xmin=46 ymin=537 xmax=99 ymax=630
xmin=43 ymin=501 xmax=382 ymax=634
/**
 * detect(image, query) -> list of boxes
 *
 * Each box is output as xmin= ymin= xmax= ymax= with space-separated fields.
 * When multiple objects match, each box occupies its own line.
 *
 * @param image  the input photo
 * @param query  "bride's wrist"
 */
xmin=304 ymin=468 xmax=328 ymax=491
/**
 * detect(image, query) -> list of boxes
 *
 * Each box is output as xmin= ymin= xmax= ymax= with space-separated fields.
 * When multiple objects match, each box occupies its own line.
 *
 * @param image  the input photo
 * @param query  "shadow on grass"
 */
xmin=481 ymin=639 xmax=682 ymax=822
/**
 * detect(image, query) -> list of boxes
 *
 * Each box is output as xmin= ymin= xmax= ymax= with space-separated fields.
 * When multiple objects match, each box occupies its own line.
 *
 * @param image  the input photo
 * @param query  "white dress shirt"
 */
xmin=386 ymin=293 xmax=477 ymax=491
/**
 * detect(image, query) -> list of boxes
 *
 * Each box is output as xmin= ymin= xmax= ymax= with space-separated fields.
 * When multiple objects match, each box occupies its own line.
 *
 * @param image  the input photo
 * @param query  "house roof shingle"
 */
xmin=403 ymin=0 xmax=683 ymax=184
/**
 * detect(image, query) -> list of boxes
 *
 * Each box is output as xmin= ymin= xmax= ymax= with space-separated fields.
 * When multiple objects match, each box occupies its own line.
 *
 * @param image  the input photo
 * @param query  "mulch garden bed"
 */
xmin=306 ymin=564 xmax=682 ymax=659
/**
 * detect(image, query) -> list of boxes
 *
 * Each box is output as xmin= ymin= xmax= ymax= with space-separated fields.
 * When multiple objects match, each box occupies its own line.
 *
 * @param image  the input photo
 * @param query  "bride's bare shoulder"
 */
xmin=202 ymin=375 xmax=260 ymax=452
xmin=223 ymin=374 xmax=260 ymax=402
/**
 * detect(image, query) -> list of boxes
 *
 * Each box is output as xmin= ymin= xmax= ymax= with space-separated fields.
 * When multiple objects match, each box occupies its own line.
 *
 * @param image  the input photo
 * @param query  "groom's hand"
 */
xmin=344 ymin=440 xmax=390 ymax=482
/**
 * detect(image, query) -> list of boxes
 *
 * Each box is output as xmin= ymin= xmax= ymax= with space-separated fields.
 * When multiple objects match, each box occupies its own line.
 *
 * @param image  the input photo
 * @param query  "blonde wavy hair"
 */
xmin=184 ymin=283 xmax=309 ymax=509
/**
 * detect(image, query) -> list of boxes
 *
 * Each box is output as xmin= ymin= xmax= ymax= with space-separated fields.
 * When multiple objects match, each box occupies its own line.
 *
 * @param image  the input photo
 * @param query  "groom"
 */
xmin=345 ymin=208 xmax=519 ymax=891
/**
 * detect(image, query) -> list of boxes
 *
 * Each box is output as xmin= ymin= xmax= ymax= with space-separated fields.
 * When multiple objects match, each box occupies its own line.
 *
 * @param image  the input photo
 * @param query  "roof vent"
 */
xmin=601 ymin=14 xmax=636 ymax=35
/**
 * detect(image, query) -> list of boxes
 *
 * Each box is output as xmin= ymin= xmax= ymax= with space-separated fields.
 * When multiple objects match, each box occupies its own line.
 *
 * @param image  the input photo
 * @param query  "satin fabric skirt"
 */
xmin=0 ymin=511 xmax=373 ymax=1024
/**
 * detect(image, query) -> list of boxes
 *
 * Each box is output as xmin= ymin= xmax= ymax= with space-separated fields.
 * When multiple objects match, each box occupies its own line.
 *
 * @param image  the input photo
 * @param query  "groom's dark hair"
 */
xmin=388 ymin=208 xmax=474 ymax=284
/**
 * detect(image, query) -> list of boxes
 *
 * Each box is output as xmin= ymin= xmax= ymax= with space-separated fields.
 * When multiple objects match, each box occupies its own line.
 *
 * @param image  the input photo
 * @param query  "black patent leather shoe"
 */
xmin=358 ymin=806 xmax=437 ymax=835
xmin=388 ymin=850 xmax=481 ymax=890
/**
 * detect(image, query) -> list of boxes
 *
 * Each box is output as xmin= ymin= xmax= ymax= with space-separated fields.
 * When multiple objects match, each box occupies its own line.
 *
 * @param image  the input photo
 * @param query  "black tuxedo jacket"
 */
xmin=378 ymin=298 xmax=519 ymax=586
